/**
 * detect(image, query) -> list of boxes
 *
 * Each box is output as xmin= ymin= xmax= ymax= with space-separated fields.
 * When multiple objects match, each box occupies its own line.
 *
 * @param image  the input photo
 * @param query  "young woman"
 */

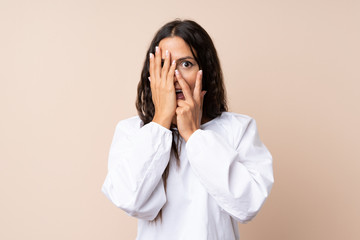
xmin=101 ymin=19 xmax=274 ymax=240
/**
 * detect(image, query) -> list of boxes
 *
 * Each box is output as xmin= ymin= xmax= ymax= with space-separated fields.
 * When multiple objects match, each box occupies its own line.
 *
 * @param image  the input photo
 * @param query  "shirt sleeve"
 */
xmin=185 ymin=117 xmax=274 ymax=223
xmin=101 ymin=118 xmax=173 ymax=220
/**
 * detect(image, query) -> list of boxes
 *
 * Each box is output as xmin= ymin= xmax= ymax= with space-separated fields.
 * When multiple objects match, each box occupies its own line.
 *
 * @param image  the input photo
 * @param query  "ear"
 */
xmin=200 ymin=90 xmax=207 ymax=110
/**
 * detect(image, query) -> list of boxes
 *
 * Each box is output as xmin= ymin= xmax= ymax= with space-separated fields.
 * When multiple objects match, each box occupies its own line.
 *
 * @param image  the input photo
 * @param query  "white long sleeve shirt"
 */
xmin=101 ymin=112 xmax=274 ymax=240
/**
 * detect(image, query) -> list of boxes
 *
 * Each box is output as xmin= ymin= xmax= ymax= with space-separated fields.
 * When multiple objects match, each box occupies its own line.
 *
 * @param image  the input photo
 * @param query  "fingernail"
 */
xmin=175 ymin=69 xmax=179 ymax=75
xmin=149 ymin=53 xmax=153 ymax=59
xmin=148 ymin=77 xmax=151 ymax=82
xmin=155 ymin=46 xmax=159 ymax=53
xmin=172 ymin=60 xmax=176 ymax=65
xmin=165 ymin=50 xmax=169 ymax=57
xmin=199 ymin=70 xmax=203 ymax=75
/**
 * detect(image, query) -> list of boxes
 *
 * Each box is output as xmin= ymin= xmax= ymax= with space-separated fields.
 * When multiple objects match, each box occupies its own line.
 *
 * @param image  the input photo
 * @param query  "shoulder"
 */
xmin=206 ymin=112 xmax=258 ymax=145
xmin=114 ymin=115 xmax=143 ymax=133
xmin=218 ymin=112 xmax=254 ymax=125
xmin=211 ymin=112 xmax=255 ymax=131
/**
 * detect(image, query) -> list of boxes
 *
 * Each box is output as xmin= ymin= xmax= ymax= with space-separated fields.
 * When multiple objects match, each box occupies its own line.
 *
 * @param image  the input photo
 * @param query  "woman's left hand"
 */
xmin=175 ymin=69 xmax=206 ymax=142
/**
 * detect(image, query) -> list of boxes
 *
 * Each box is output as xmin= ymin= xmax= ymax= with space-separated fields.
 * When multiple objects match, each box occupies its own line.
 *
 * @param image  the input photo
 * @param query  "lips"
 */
xmin=175 ymin=89 xmax=185 ymax=100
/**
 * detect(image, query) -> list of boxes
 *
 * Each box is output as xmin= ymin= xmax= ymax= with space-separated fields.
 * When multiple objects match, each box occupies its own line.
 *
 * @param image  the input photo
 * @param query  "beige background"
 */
xmin=1 ymin=0 xmax=359 ymax=239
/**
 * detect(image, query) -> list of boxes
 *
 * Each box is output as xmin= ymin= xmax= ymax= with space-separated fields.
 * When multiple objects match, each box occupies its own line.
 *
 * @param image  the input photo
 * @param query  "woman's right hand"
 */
xmin=149 ymin=46 xmax=177 ymax=129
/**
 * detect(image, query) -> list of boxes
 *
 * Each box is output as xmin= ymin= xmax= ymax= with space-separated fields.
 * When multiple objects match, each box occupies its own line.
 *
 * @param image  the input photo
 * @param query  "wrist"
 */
xmin=152 ymin=115 xmax=172 ymax=129
xmin=183 ymin=128 xmax=198 ymax=142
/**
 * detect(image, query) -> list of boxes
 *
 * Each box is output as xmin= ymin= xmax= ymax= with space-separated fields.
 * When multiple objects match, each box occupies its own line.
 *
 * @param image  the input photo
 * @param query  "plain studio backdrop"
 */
xmin=1 ymin=0 xmax=359 ymax=239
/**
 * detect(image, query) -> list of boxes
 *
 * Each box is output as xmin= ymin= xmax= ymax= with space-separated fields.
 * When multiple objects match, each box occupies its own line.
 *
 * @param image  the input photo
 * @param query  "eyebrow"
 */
xmin=176 ymin=56 xmax=195 ymax=62
xmin=161 ymin=56 xmax=195 ymax=63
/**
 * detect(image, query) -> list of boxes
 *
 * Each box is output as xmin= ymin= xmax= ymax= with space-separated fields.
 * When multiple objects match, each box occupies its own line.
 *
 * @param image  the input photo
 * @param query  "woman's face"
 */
xmin=158 ymin=36 xmax=199 ymax=93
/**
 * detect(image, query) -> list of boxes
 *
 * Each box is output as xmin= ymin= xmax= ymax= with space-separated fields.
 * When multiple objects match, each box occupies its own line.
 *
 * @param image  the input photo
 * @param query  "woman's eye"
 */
xmin=181 ymin=61 xmax=193 ymax=68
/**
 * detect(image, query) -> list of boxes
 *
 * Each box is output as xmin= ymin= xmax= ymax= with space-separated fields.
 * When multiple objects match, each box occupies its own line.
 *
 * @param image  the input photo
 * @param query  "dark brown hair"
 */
xmin=135 ymin=19 xmax=227 ymax=222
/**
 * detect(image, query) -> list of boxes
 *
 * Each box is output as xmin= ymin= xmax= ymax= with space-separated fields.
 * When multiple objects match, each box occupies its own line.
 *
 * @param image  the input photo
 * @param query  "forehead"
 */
xmin=158 ymin=36 xmax=194 ymax=59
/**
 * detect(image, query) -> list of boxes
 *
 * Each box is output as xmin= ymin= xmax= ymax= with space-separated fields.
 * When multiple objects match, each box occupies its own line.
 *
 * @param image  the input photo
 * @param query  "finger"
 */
xmin=167 ymin=59 xmax=176 ymax=84
xmin=193 ymin=70 xmax=203 ymax=104
xmin=149 ymin=53 xmax=155 ymax=84
xmin=161 ymin=50 xmax=171 ymax=79
xmin=175 ymin=106 xmax=183 ymax=116
xmin=154 ymin=46 xmax=161 ymax=80
xmin=175 ymin=70 xmax=192 ymax=101
xmin=176 ymin=99 xmax=187 ymax=107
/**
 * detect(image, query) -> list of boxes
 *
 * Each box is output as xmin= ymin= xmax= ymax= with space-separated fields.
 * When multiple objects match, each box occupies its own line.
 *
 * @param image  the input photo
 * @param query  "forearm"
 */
xmin=186 ymin=128 xmax=273 ymax=222
xmin=102 ymin=120 xmax=173 ymax=219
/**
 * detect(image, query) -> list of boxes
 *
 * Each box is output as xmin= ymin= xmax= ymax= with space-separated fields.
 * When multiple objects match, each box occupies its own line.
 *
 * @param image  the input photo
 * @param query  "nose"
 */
xmin=174 ymin=82 xmax=180 ymax=89
xmin=173 ymin=71 xmax=178 ymax=83
xmin=174 ymin=77 xmax=180 ymax=88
